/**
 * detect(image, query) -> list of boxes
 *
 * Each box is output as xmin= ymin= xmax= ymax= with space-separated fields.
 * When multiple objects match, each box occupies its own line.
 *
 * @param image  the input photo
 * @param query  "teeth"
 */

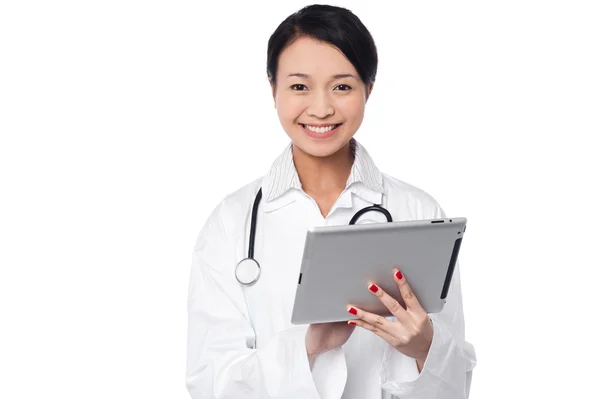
xmin=302 ymin=124 xmax=339 ymax=133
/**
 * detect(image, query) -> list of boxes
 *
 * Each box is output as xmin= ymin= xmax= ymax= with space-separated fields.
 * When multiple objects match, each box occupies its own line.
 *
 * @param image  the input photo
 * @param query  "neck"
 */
xmin=292 ymin=141 xmax=355 ymax=197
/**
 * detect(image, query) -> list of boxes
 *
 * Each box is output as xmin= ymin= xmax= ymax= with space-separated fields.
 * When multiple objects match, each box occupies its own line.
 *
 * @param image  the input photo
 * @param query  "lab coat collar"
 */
xmin=349 ymin=182 xmax=384 ymax=206
xmin=261 ymin=138 xmax=384 ymax=211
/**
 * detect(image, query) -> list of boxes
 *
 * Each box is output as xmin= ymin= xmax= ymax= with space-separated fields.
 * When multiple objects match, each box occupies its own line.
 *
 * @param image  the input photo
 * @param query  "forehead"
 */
xmin=277 ymin=36 xmax=357 ymax=78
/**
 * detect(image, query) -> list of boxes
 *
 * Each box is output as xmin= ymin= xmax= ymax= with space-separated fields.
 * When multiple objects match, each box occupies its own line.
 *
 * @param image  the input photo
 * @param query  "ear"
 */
xmin=365 ymin=82 xmax=374 ymax=102
xmin=269 ymin=78 xmax=276 ymax=108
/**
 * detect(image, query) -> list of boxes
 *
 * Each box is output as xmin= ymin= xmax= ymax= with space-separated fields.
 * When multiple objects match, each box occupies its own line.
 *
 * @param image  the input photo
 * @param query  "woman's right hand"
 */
xmin=305 ymin=321 xmax=356 ymax=361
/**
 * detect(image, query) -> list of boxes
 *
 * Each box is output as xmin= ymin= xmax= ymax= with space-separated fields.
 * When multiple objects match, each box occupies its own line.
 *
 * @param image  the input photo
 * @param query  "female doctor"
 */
xmin=186 ymin=4 xmax=476 ymax=399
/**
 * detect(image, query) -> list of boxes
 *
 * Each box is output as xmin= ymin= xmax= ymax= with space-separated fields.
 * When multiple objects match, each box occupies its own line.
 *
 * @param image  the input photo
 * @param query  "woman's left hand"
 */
xmin=346 ymin=269 xmax=434 ymax=369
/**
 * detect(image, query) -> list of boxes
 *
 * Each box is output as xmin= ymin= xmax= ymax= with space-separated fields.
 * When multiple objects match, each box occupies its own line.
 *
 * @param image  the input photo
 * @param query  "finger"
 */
xmin=347 ymin=318 xmax=397 ymax=343
xmin=367 ymin=282 xmax=410 ymax=322
xmin=393 ymin=269 xmax=425 ymax=313
xmin=347 ymin=305 xmax=396 ymax=335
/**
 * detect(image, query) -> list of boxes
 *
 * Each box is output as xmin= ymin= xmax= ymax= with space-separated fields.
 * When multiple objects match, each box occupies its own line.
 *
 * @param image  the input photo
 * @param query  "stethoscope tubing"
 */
xmin=235 ymin=187 xmax=392 ymax=286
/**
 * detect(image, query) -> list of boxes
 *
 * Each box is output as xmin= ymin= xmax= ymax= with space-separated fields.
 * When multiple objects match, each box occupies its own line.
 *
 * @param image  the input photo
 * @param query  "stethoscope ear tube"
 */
xmin=349 ymin=204 xmax=392 ymax=224
xmin=248 ymin=188 xmax=262 ymax=259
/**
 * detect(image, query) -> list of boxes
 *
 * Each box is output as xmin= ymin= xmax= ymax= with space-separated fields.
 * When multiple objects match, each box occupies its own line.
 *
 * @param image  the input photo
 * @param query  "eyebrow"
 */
xmin=287 ymin=73 xmax=357 ymax=80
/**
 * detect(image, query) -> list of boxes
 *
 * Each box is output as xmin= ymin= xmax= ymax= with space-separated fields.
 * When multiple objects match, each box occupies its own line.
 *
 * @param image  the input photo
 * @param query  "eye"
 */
xmin=290 ymin=84 xmax=307 ymax=91
xmin=335 ymin=84 xmax=352 ymax=91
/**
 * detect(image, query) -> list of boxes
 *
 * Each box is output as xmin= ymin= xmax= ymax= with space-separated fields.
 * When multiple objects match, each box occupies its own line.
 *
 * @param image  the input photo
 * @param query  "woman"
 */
xmin=186 ymin=4 xmax=476 ymax=399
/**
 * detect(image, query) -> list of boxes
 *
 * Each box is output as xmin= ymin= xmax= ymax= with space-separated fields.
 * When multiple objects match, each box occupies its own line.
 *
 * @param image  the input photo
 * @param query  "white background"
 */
xmin=1 ymin=1 xmax=599 ymax=397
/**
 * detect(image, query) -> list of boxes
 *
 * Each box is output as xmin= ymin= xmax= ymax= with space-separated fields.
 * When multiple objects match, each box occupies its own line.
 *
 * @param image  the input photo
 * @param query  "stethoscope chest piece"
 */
xmin=235 ymin=258 xmax=261 ymax=286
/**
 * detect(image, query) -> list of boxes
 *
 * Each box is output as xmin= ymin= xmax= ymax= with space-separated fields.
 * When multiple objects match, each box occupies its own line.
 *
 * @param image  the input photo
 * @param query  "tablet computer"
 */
xmin=290 ymin=217 xmax=466 ymax=325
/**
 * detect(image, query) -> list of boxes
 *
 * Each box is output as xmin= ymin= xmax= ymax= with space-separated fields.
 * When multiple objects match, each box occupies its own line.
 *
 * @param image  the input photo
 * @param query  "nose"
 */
xmin=307 ymin=91 xmax=334 ymax=119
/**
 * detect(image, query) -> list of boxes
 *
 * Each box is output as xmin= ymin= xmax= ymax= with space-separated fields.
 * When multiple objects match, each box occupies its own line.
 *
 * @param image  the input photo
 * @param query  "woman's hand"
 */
xmin=346 ymin=269 xmax=434 ymax=370
xmin=305 ymin=321 xmax=355 ymax=361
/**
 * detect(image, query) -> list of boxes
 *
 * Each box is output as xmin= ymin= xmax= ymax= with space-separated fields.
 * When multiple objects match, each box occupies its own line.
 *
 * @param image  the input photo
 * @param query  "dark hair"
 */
xmin=266 ymin=4 xmax=378 ymax=89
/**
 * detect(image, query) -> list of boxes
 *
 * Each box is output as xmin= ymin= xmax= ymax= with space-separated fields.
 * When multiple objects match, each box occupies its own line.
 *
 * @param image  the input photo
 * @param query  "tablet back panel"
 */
xmin=291 ymin=218 xmax=466 ymax=324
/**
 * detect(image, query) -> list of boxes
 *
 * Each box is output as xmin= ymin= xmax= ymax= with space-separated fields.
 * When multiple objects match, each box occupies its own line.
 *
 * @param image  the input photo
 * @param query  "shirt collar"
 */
xmin=261 ymin=138 xmax=384 ymax=205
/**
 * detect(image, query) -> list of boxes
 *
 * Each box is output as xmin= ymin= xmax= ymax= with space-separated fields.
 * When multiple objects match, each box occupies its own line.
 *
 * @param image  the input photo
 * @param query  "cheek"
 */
xmin=277 ymin=97 xmax=304 ymax=123
xmin=338 ymin=97 xmax=365 ymax=121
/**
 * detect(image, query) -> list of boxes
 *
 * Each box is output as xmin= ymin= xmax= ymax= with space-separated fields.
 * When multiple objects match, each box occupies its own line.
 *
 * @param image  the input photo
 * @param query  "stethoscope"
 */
xmin=235 ymin=187 xmax=393 ymax=286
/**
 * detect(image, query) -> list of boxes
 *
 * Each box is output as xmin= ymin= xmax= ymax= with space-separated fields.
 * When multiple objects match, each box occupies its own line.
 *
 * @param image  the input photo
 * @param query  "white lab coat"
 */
xmin=186 ymin=140 xmax=477 ymax=398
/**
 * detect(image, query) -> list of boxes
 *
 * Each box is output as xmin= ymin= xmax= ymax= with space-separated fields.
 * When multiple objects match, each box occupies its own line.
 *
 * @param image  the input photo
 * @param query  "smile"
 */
xmin=299 ymin=123 xmax=343 ymax=139
xmin=300 ymin=123 xmax=342 ymax=133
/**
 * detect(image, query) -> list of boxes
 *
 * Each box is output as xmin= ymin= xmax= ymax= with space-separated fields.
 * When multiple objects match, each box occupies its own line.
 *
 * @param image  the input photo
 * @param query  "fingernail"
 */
xmin=348 ymin=306 xmax=358 ymax=315
xmin=348 ymin=321 xmax=356 ymax=326
xmin=395 ymin=271 xmax=403 ymax=280
xmin=369 ymin=284 xmax=379 ymax=293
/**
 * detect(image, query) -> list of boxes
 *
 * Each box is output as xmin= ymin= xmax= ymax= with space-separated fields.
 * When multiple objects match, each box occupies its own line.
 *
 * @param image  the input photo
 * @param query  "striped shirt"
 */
xmin=262 ymin=138 xmax=385 ymax=204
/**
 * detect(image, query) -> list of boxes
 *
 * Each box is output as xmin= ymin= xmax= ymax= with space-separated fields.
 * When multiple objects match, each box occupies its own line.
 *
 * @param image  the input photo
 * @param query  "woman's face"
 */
xmin=271 ymin=36 xmax=373 ymax=158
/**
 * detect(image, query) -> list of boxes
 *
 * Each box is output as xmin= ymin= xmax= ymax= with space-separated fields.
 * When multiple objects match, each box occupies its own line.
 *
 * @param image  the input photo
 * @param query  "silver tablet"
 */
xmin=290 ymin=217 xmax=467 ymax=325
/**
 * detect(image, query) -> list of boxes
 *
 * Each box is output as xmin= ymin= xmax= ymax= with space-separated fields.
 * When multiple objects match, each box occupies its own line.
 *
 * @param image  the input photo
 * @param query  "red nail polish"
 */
xmin=348 ymin=321 xmax=356 ymax=326
xmin=395 ymin=271 xmax=403 ymax=280
xmin=369 ymin=284 xmax=379 ymax=293
xmin=348 ymin=307 xmax=358 ymax=315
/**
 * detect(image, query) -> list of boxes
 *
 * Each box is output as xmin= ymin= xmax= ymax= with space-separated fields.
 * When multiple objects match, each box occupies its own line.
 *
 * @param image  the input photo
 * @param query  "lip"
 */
xmin=300 ymin=123 xmax=342 ymax=139
xmin=300 ymin=123 xmax=343 ymax=127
